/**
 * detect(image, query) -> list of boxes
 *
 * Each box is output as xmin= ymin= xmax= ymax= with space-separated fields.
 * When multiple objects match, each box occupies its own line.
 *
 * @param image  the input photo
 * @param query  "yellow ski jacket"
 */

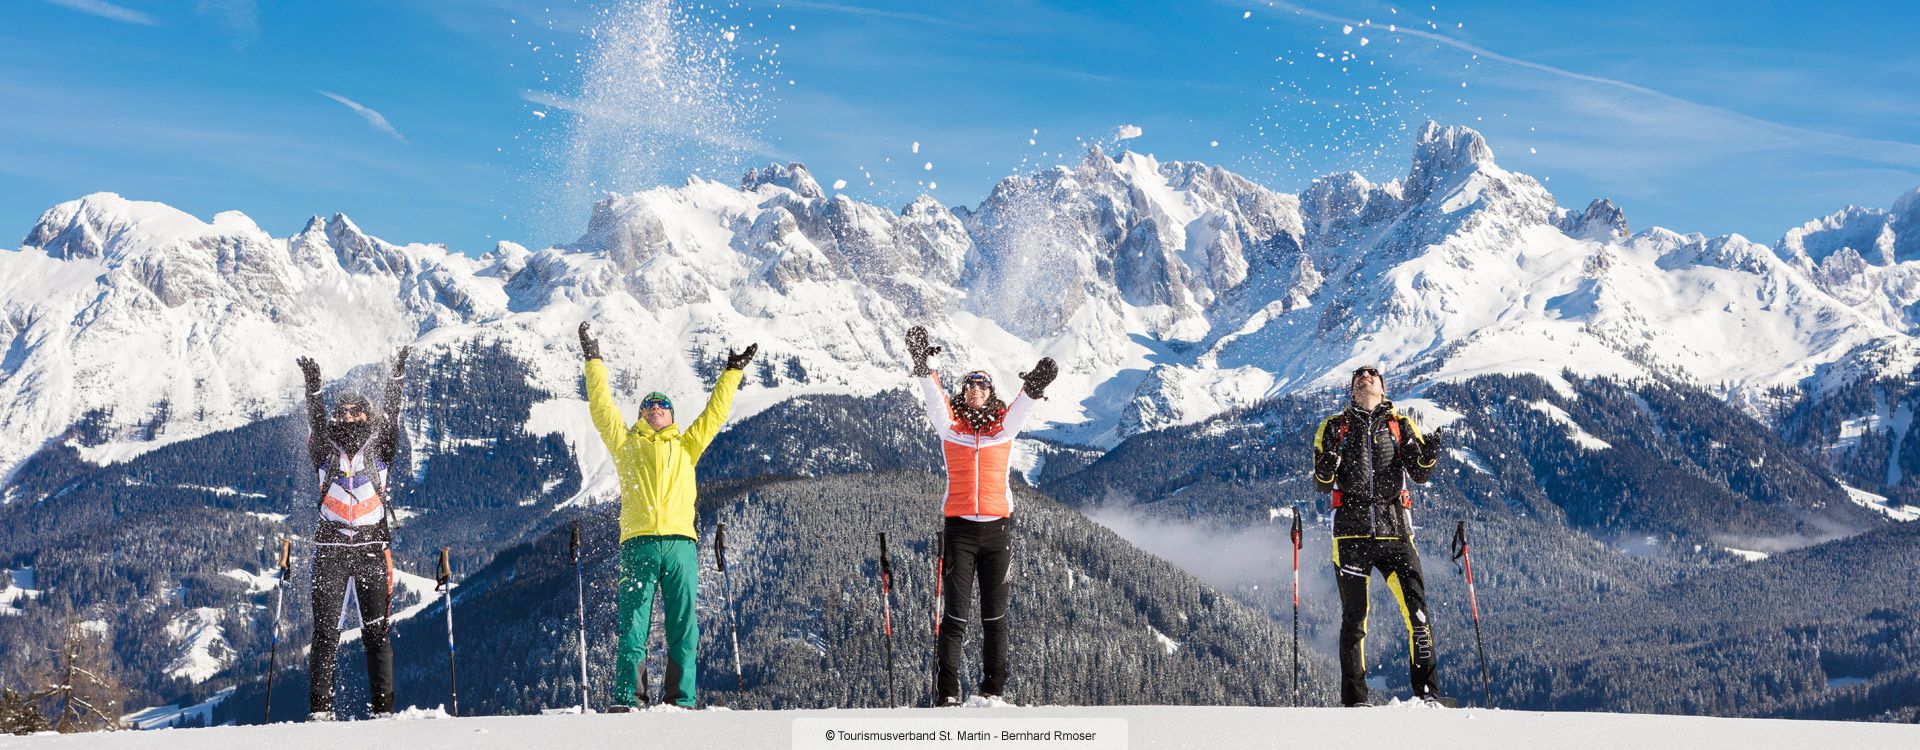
xmin=585 ymin=359 xmax=743 ymax=542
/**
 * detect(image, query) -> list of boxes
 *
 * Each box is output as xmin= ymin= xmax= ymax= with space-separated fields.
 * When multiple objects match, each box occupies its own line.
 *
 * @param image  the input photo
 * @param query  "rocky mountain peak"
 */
xmin=1561 ymin=198 xmax=1631 ymax=241
xmin=1406 ymin=120 xmax=1495 ymax=190
xmin=741 ymin=162 xmax=824 ymax=200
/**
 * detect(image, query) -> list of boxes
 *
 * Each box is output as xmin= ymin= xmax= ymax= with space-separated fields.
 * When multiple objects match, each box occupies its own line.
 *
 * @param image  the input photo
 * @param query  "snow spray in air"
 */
xmin=529 ymin=0 xmax=778 ymax=240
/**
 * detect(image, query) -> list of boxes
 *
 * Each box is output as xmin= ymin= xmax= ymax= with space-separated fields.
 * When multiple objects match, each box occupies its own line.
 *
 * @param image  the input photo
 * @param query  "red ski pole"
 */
xmin=1451 ymin=521 xmax=1492 ymax=708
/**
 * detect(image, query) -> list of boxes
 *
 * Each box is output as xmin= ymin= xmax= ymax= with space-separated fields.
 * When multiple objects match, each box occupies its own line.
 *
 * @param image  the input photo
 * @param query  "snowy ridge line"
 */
xmin=27 ymin=704 xmax=1920 ymax=748
xmin=3 ymin=122 xmax=1919 ymax=486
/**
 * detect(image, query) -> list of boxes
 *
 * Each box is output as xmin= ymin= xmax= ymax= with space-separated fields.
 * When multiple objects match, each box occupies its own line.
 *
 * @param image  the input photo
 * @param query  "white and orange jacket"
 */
xmin=918 ymin=373 xmax=1037 ymax=519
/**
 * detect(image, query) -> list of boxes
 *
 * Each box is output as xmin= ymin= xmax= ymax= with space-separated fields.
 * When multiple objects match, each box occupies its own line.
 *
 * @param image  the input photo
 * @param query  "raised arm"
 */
xmin=685 ymin=344 xmax=757 ymax=458
xmin=1002 ymin=357 xmax=1057 ymax=436
xmin=1404 ymin=418 xmax=1439 ymax=484
xmin=906 ymin=326 xmax=950 ymax=429
xmin=296 ymin=357 xmax=329 ymax=469
xmin=375 ymin=347 xmax=409 ymax=463
xmin=1311 ymin=416 xmax=1341 ymax=494
xmin=580 ymin=323 xmax=628 ymax=453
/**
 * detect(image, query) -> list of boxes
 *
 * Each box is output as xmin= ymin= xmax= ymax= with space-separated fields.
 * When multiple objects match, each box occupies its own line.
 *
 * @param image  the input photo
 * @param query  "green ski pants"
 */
xmin=613 ymin=535 xmax=699 ymax=707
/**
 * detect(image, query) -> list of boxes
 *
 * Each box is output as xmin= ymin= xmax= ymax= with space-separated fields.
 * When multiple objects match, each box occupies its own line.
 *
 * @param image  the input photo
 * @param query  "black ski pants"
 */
xmin=310 ymin=542 xmax=395 ymax=715
xmin=938 ymin=517 xmax=1012 ymax=701
xmin=1334 ymin=536 xmax=1438 ymax=706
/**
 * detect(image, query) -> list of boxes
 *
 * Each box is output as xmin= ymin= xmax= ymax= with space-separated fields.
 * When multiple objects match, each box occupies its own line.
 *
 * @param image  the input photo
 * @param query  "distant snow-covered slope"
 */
xmin=6 ymin=121 xmax=1920 ymax=489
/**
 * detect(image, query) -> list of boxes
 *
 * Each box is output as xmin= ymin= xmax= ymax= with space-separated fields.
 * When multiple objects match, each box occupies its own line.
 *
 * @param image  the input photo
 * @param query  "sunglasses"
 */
xmin=1351 ymin=367 xmax=1381 ymax=381
xmin=334 ymin=405 xmax=367 ymax=417
xmin=962 ymin=371 xmax=993 ymax=388
xmin=641 ymin=397 xmax=673 ymax=411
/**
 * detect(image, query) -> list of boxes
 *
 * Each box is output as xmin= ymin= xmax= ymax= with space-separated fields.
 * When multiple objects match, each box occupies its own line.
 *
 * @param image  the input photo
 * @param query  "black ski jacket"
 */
xmin=1311 ymin=399 xmax=1436 ymax=539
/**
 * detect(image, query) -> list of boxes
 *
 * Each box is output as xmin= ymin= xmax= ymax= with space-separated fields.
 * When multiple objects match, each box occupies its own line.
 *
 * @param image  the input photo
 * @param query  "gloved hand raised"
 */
xmin=1313 ymin=449 xmax=1341 ymax=480
xmin=1019 ymin=357 xmax=1057 ymax=399
xmin=905 ymin=326 xmax=942 ymax=377
xmin=726 ymin=343 xmax=759 ymax=371
xmin=392 ymin=346 xmax=410 ymax=379
xmin=578 ymin=322 xmax=601 ymax=361
xmin=296 ymin=356 xmax=322 ymax=394
xmin=1420 ymin=428 xmax=1445 ymax=462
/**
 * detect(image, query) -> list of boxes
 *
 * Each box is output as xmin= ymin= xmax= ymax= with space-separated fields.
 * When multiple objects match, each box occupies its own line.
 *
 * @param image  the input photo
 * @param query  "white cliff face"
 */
xmin=4 ymin=122 xmax=1920 ymax=485
xmin=1772 ymin=187 xmax=1920 ymax=334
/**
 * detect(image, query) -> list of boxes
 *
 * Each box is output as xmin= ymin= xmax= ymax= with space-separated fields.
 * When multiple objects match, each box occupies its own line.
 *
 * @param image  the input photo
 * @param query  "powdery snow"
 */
xmin=1838 ymin=482 xmax=1920 ymax=522
xmin=1526 ymin=400 xmax=1612 ymax=451
xmin=164 ymin=607 xmax=233 ymax=684
xmin=220 ymin=568 xmax=283 ymax=595
xmin=1147 ymin=626 xmax=1181 ymax=656
xmin=1 ymin=566 xmax=40 ymax=615
xmin=124 ymin=687 xmax=235 ymax=730
xmin=13 ymin=704 xmax=1919 ymax=748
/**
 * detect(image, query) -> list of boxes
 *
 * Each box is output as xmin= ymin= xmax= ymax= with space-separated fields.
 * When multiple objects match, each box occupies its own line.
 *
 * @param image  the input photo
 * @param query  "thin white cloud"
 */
xmin=195 ymin=0 xmax=260 ymax=47
xmin=777 ymin=0 xmax=964 ymax=27
xmin=44 ymin=0 xmax=157 ymax=25
xmin=1255 ymin=0 xmax=1920 ymax=170
xmin=317 ymin=90 xmax=407 ymax=143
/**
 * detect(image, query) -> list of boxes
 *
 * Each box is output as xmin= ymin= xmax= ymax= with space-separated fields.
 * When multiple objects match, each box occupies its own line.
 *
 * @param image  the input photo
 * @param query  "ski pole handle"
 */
xmin=878 ymin=532 xmax=891 ymax=576
xmin=437 ymin=547 xmax=452 ymax=591
xmin=276 ymin=537 xmax=292 ymax=578
xmin=570 ymin=520 xmax=581 ymax=564
xmin=716 ymin=522 xmax=729 ymax=573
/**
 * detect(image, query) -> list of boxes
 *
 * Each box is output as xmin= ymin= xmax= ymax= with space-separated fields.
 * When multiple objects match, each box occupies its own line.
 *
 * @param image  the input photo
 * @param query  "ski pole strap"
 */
xmin=437 ymin=547 xmax=452 ymax=590
xmin=716 ymin=521 xmax=729 ymax=573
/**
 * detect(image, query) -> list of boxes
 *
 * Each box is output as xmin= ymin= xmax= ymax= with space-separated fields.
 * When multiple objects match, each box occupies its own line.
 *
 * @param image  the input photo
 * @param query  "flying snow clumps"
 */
xmin=832 ymin=178 xmax=848 ymax=190
xmin=1116 ymin=124 xmax=1144 ymax=140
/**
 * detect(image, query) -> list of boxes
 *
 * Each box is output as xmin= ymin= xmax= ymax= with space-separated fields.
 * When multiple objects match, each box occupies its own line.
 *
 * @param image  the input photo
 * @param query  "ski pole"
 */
xmin=1290 ymin=506 xmax=1303 ymax=707
xmin=263 ymin=537 xmax=291 ymax=723
xmin=716 ymin=522 xmax=743 ymax=698
xmin=1451 ymin=521 xmax=1492 ymax=709
xmin=921 ymin=529 xmax=936 ymax=705
xmin=437 ymin=547 xmax=460 ymax=717
xmin=878 ymin=532 xmax=895 ymax=708
xmin=571 ymin=522 xmax=590 ymax=712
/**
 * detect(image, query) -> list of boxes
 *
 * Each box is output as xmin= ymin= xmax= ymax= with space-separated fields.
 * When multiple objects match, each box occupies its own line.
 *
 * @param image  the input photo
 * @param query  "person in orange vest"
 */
xmin=1311 ymin=364 xmax=1450 ymax=707
xmin=295 ymin=348 xmax=408 ymax=720
xmin=905 ymin=325 xmax=1055 ymax=705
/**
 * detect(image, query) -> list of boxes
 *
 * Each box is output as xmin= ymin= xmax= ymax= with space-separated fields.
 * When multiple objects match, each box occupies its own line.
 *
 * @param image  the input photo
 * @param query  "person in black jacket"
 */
xmin=296 ymin=349 xmax=408 ymax=720
xmin=1311 ymin=364 xmax=1448 ymax=707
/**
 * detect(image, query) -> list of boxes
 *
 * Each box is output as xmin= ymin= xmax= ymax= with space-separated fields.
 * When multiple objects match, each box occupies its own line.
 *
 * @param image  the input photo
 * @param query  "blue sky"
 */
xmin=3 ymin=0 xmax=1917 ymax=255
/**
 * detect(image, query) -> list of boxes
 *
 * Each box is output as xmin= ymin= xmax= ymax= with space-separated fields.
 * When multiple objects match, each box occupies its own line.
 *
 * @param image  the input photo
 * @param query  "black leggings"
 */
xmin=309 ymin=543 xmax=395 ymax=715
xmin=938 ymin=517 xmax=1013 ymax=700
xmin=1334 ymin=536 xmax=1438 ymax=706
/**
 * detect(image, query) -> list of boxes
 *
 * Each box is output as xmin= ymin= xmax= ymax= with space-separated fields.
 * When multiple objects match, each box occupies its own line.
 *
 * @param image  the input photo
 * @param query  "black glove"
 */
xmin=905 ymin=326 xmax=942 ymax=377
xmin=1019 ymin=357 xmax=1057 ymax=399
xmin=296 ymin=356 xmax=322 ymax=394
xmin=1420 ymin=428 xmax=1444 ymax=463
xmin=1313 ymin=449 xmax=1340 ymax=480
xmin=726 ymin=343 xmax=758 ymax=371
xmin=392 ymin=346 xmax=410 ymax=379
xmin=578 ymin=322 xmax=601 ymax=361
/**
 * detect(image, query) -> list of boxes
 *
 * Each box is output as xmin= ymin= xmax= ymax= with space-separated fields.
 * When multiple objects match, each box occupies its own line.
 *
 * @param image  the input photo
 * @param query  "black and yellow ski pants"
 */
xmin=1333 ymin=536 xmax=1439 ymax=706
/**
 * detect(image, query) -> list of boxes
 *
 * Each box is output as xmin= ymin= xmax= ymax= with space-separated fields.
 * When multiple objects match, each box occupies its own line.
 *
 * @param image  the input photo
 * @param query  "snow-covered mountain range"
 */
xmin=4 ymin=121 xmax=1919 ymax=491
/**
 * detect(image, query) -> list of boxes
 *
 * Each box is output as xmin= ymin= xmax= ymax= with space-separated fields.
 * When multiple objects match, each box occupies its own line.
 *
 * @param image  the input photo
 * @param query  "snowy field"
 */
xmin=5 ymin=704 xmax=1918 ymax=750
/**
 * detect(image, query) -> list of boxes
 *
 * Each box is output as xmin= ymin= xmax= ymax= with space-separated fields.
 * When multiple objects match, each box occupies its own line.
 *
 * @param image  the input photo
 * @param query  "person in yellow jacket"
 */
xmin=578 ymin=322 xmax=756 ymax=710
